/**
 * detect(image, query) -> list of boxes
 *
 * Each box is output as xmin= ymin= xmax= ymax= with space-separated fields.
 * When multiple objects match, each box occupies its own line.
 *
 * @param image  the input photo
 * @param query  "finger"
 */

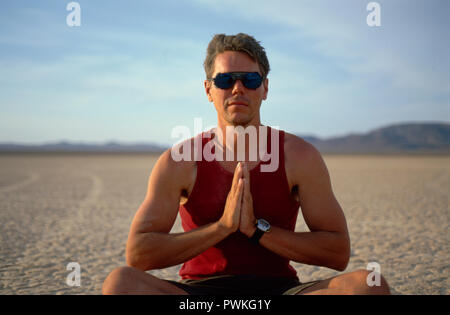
xmin=241 ymin=178 xmax=247 ymax=206
xmin=231 ymin=162 xmax=243 ymax=192
xmin=239 ymin=163 xmax=249 ymax=197
xmin=242 ymin=180 xmax=252 ymax=209
xmin=236 ymin=178 xmax=244 ymax=203
xmin=242 ymin=162 xmax=250 ymax=185
xmin=244 ymin=174 xmax=251 ymax=197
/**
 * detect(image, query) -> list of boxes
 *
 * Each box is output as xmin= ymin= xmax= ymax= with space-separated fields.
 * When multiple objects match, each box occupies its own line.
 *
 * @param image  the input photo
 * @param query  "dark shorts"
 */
xmin=167 ymin=275 xmax=321 ymax=295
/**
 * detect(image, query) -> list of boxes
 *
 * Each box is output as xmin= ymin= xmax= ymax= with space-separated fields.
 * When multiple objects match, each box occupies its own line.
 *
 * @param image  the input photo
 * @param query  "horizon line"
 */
xmin=0 ymin=120 xmax=448 ymax=146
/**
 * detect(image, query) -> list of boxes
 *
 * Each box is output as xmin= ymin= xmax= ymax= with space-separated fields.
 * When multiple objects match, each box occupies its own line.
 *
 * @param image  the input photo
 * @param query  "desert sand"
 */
xmin=0 ymin=153 xmax=448 ymax=295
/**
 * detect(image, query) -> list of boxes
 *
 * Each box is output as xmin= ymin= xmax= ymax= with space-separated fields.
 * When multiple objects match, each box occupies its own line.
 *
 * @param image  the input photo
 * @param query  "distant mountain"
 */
xmin=0 ymin=141 xmax=167 ymax=153
xmin=300 ymin=122 xmax=450 ymax=154
xmin=1 ymin=122 xmax=449 ymax=154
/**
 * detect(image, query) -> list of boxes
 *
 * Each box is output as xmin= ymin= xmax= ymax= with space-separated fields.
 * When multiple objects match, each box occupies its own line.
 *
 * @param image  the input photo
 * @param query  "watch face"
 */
xmin=257 ymin=219 xmax=271 ymax=232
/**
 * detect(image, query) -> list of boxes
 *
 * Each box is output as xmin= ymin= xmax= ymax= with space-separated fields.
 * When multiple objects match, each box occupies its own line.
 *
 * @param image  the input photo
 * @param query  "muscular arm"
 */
xmin=255 ymin=139 xmax=350 ymax=271
xmin=126 ymin=148 xmax=244 ymax=271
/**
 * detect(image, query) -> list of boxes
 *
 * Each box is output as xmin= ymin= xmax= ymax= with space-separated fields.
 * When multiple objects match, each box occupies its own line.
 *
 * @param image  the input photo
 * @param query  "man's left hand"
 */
xmin=239 ymin=162 xmax=256 ymax=237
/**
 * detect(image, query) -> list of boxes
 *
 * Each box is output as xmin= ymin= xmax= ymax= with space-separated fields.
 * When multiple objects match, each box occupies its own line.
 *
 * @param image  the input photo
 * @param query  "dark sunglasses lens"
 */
xmin=243 ymin=73 xmax=263 ymax=89
xmin=214 ymin=73 xmax=234 ymax=89
xmin=213 ymin=73 xmax=263 ymax=89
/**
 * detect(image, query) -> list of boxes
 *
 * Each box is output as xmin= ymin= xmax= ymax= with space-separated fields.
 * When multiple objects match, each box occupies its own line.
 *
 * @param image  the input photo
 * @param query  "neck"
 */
xmin=214 ymin=120 xmax=266 ymax=163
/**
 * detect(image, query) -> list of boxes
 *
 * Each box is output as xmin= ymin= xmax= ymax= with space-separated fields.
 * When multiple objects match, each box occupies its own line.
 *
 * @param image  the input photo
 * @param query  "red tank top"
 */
xmin=179 ymin=127 xmax=300 ymax=279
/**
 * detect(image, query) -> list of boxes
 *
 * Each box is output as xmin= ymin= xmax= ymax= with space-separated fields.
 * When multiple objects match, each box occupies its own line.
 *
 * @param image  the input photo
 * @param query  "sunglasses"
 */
xmin=210 ymin=72 xmax=264 ymax=90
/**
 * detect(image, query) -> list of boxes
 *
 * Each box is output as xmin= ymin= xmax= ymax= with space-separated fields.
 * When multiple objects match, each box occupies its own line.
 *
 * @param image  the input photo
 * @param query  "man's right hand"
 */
xmin=218 ymin=162 xmax=244 ymax=234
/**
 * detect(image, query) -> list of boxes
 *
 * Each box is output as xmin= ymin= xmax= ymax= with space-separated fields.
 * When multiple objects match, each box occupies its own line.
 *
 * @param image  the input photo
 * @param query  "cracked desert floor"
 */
xmin=0 ymin=153 xmax=448 ymax=294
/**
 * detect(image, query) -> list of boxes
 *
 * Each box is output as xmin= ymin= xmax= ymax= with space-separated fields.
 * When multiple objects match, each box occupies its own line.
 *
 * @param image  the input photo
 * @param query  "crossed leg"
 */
xmin=103 ymin=267 xmax=390 ymax=295
xmin=102 ymin=266 xmax=188 ymax=295
xmin=297 ymin=269 xmax=390 ymax=295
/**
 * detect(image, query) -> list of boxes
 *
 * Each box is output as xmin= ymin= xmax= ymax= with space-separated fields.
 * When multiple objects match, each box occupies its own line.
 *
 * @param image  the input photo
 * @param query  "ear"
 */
xmin=204 ymin=80 xmax=213 ymax=102
xmin=262 ymin=78 xmax=269 ymax=100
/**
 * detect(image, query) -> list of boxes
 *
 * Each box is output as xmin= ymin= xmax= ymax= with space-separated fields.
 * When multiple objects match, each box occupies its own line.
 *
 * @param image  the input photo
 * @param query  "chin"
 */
xmin=226 ymin=115 xmax=252 ymax=126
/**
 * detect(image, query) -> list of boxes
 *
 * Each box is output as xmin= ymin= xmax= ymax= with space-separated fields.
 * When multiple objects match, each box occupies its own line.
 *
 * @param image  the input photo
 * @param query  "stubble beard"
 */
xmin=226 ymin=110 xmax=248 ymax=125
xmin=222 ymin=100 xmax=259 ymax=128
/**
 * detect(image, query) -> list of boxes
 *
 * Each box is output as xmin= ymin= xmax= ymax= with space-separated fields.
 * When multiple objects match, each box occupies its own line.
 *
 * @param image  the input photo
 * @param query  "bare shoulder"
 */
xmin=155 ymin=138 xmax=197 ymax=197
xmin=284 ymin=131 xmax=328 ymax=187
xmin=132 ymin=138 xmax=197 ymax=234
xmin=284 ymin=131 xmax=324 ymax=170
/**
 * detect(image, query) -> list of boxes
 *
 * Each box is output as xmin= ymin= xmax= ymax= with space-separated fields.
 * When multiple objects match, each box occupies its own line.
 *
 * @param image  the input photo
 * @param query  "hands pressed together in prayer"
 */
xmin=218 ymin=162 xmax=256 ymax=238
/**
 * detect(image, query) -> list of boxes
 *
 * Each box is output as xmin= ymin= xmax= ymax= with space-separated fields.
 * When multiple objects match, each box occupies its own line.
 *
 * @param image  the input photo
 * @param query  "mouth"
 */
xmin=227 ymin=99 xmax=249 ymax=107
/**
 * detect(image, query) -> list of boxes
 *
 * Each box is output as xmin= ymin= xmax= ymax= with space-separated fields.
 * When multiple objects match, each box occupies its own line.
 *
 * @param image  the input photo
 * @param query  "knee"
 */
xmin=102 ymin=266 xmax=138 ymax=295
xmin=352 ymin=269 xmax=390 ymax=295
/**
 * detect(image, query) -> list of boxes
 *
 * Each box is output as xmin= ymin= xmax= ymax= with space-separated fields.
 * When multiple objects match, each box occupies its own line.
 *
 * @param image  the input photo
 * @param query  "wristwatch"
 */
xmin=249 ymin=219 xmax=271 ymax=245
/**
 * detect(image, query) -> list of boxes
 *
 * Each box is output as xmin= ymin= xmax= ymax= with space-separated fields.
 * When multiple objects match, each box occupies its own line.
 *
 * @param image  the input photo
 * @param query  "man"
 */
xmin=102 ymin=33 xmax=390 ymax=295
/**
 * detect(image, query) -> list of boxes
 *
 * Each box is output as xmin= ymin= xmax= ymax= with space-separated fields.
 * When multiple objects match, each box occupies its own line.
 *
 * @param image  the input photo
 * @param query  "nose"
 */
xmin=231 ymin=79 xmax=245 ymax=95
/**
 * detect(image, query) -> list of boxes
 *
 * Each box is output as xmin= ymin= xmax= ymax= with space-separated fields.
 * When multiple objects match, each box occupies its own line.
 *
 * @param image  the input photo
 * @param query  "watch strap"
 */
xmin=249 ymin=227 xmax=264 ymax=245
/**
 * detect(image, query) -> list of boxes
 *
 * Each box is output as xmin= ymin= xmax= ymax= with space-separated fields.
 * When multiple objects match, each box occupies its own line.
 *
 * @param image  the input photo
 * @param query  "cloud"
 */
xmin=195 ymin=0 xmax=449 ymax=96
xmin=1 ymin=0 xmax=447 ymax=143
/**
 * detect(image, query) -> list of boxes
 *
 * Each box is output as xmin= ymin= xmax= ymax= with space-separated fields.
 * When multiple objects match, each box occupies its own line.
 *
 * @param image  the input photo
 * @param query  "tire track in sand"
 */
xmin=0 ymin=172 xmax=40 ymax=194
xmin=6 ymin=172 xmax=104 ymax=294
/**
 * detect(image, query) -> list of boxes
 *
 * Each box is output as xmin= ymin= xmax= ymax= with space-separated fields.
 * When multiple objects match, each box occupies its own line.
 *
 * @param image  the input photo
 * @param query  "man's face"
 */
xmin=205 ymin=51 xmax=268 ymax=127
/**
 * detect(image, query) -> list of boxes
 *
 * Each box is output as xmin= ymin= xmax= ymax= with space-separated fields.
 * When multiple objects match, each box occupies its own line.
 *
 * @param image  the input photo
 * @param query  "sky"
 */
xmin=0 ymin=0 xmax=449 ymax=146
